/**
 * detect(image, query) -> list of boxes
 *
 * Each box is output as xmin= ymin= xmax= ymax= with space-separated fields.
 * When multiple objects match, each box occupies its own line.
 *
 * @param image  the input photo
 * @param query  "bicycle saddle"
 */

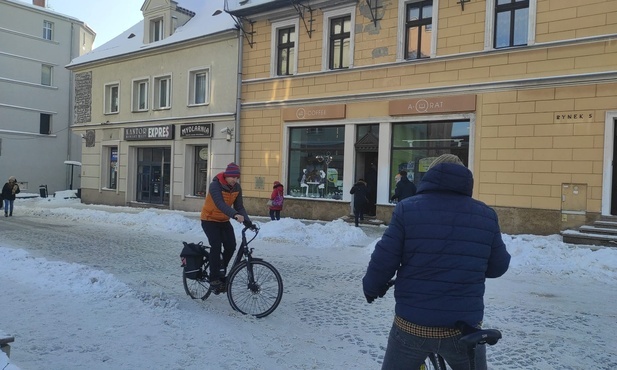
xmin=456 ymin=321 xmax=502 ymax=347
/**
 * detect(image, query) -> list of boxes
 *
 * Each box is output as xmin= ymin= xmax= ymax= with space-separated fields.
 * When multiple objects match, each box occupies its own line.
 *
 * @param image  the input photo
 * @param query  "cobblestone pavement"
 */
xmin=1 ymin=209 xmax=616 ymax=369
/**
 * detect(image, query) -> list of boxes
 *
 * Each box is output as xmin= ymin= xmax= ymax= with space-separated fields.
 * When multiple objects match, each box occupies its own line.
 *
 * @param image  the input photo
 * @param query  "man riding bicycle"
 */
xmin=201 ymin=162 xmax=252 ymax=293
xmin=363 ymin=154 xmax=511 ymax=370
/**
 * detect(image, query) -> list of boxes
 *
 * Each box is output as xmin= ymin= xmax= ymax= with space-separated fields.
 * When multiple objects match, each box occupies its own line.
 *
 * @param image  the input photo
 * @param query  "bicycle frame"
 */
xmin=227 ymin=225 xmax=259 ymax=275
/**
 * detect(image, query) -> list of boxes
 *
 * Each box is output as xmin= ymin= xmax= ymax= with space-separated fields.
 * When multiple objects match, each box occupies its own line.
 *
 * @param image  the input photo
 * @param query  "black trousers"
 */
xmin=201 ymin=220 xmax=237 ymax=281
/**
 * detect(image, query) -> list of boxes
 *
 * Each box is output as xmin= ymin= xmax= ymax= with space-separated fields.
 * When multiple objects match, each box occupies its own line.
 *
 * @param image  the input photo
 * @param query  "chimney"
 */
xmin=33 ymin=0 xmax=46 ymax=7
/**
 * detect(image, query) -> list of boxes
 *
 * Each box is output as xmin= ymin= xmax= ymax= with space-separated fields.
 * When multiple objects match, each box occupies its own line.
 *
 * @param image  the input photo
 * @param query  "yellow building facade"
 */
xmin=228 ymin=0 xmax=617 ymax=234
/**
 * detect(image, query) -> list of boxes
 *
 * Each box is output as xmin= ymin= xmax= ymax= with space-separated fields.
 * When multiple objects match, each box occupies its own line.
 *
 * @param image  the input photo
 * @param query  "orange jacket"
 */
xmin=200 ymin=172 xmax=250 ymax=222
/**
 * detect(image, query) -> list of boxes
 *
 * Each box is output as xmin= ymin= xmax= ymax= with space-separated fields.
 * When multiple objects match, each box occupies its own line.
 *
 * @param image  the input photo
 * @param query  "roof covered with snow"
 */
xmin=67 ymin=0 xmax=237 ymax=68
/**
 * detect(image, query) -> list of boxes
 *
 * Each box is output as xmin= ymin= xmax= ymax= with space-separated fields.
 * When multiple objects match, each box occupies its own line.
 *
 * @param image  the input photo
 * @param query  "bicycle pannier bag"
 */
xmin=180 ymin=242 xmax=209 ymax=279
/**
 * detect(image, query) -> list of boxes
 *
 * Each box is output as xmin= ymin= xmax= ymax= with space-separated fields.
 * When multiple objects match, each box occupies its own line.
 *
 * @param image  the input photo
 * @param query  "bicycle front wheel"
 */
xmin=226 ymin=260 xmax=283 ymax=318
xmin=183 ymin=261 xmax=212 ymax=300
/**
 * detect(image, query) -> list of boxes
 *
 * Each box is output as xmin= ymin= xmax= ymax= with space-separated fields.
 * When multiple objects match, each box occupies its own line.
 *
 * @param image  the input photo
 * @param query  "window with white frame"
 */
xmin=150 ymin=18 xmax=164 ymax=42
xmin=188 ymin=68 xmax=209 ymax=106
xmin=322 ymin=6 xmax=355 ymax=70
xmin=397 ymin=0 xmax=438 ymax=61
xmin=104 ymin=83 xmax=119 ymax=114
xmin=132 ymin=79 xmax=149 ymax=111
xmin=43 ymin=20 xmax=53 ymax=40
xmin=154 ymin=75 xmax=171 ymax=109
xmin=106 ymin=146 xmax=118 ymax=189
xmin=405 ymin=0 xmax=433 ymax=60
xmin=41 ymin=64 xmax=53 ymax=86
xmin=485 ymin=0 xmax=536 ymax=50
xmin=271 ymin=19 xmax=299 ymax=76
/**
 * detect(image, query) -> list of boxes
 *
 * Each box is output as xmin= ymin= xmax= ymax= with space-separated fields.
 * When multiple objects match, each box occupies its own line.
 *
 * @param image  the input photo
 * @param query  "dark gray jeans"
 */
xmin=381 ymin=323 xmax=487 ymax=370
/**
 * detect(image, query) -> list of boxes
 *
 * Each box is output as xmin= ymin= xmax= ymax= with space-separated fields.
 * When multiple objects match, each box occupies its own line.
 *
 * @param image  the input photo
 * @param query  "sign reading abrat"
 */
xmin=124 ymin=125 xmax=174 ymax=141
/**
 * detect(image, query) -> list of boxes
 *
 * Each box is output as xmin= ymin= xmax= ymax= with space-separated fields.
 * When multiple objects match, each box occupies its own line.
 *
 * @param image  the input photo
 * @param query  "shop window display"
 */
xmin=288 ymin=126 xmax=345 ymax=199
xmin=390 ymin=121 xmax=469 ymax=196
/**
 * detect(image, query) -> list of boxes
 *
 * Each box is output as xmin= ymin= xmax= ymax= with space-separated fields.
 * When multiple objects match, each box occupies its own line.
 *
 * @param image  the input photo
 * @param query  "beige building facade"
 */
xmin=66 ymin=0 xmax=239 ymax=212
xmin=227 ymin=0 xmax=617 ymax=234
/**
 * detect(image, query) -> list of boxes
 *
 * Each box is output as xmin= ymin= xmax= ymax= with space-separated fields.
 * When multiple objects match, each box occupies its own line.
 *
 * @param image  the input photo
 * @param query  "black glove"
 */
xmin=243 ymin=220 xmax=258 ymax=231
xmin=365 ymin=293 xmax=376 ymax=304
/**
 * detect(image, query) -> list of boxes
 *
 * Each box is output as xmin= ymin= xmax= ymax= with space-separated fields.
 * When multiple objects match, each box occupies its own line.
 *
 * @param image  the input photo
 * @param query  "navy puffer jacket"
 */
xmin=363 ymin=163 xmax=511 ymax=328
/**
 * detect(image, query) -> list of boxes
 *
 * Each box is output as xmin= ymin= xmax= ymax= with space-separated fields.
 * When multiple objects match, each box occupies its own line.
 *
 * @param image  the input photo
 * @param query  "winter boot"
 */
xmin=9 ymin=212 xmax=12 ymax=216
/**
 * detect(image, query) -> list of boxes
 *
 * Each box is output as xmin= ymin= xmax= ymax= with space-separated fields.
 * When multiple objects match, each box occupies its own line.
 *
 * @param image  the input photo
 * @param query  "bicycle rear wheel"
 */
xmin=226 ymin=260 xmax=283 ymax=318
xmin=421 ymin=353 xmax=447 ymax=370
xmin=183 ymin=261 xmax=212 ymax=300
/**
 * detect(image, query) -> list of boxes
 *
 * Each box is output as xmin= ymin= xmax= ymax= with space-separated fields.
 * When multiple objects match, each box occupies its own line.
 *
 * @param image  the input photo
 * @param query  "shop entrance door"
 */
xmin=354 ymin=125 xmax=380 ymax=216
xmin=137 ymin=148 xmax=171 ymax=205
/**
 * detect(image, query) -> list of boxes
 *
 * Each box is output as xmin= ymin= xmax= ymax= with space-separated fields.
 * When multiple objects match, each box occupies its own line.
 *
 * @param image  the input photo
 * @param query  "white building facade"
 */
xmin=0 ymin=0 xmax=94 ymax=194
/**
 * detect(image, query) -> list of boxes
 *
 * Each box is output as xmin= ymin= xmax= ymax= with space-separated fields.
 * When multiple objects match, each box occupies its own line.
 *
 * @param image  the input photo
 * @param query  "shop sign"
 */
xmin=180 ymin=123 xmax=213 ymax=138
xmin=283 ymin=104 xmax=346 ymax=121
xmin=389 ymin=95 xmax=476 ymax=116
xmin=554 ymin=111 xmax=594 ymax=123
xmin=124 ymin=125 xmax=174 ymax=141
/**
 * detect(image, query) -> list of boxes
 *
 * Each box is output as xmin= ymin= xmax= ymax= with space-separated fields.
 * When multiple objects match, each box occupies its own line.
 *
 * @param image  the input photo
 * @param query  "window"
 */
xmin=132 ymin=79 xmax=149 ymax=111
xmin=188 ymin=69 xmax=209 ymax=106
xmin=41 ymin=64 xmax=53 ymax=86
xmin=194 ymin=146 xmax=208 ymax=196
xmin=287 ymin=126 xmax=345 ymax=199
xmin=104 ymin=83 xmax=119 ymax=114
xmin=271 ymin=19 xmax=299 ymax=76
xmin=40 ymin=113 xmax=51 ymax=134
xmin=485 ymin=0 xmax=535 ymax=49
xmin=322 ymin=6 xmax=355 ymax=70
xmin=329 ymin=16 xmax=351 ymax=69
xmin=150 ymin=18 xmax=164 ymax=42
xmin=405 ymin=1 xmax=433 ymax=60
xmin=390 ymin=121 xmax=470 ymax=193
xmin=154 ymin=76 xmax=171 ymax=109
xmin=108 ymin=146 xmax=118 ymax=189
xmin=43 ymin=21 xmax=53 ymax=40
xmin=494 ymin=0 xmax=529 ymax=48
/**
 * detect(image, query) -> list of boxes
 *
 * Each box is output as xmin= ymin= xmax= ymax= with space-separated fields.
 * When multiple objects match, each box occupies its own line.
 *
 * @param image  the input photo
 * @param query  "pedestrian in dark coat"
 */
xmin=363 ymin=154 xmax=511 ymax=370
xmin=269 ymin=181 xmax=284 ymax=220
xmin=350 ymin=179 xmax=369 ymax=227
xmin=2 ymin=176 xmax=20 ymax=217
xmin=390 ymin=170 xmax=416 ymax=203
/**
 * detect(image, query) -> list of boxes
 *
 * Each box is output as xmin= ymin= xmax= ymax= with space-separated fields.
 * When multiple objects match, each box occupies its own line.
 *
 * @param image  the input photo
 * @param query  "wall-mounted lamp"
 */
xmin=220 ymin=127 xmax=234 ymax=142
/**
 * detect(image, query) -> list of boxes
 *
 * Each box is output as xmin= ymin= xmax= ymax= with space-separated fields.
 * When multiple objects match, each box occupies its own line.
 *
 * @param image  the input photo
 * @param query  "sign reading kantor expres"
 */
xmin=124 ymin=125 xmax=174 ymax=141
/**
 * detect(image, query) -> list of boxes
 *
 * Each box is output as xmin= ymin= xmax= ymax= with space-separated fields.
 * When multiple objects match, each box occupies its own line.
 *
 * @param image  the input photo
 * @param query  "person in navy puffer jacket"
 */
xmin=362 ymin=154 xmax=511 ymax=370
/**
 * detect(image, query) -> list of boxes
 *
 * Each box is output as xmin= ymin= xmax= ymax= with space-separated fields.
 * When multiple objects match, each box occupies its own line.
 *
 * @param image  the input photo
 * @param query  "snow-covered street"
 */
xmin=1 ymin=195 xmax=616 ymax=369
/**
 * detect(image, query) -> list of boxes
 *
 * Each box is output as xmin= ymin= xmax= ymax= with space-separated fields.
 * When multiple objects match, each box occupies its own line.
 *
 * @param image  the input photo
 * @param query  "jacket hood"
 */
xmin=417 ymin=162 xmax=473 ymax=197
xmin=273 ymin=181 xmax=283 ymax=188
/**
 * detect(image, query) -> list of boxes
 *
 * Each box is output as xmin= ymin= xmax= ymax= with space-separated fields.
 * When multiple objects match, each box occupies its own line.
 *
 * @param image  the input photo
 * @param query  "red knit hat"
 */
xmin=224 ymin=162 xmax=240 ymax=177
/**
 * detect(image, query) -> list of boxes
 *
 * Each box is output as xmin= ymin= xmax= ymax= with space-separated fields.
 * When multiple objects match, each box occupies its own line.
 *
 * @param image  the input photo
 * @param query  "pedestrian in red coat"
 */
xmin=269 ymin=181 xmax=284 ymax=220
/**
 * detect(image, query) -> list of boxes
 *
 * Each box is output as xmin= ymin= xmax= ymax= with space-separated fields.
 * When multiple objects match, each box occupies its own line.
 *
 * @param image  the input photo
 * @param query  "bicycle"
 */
xmin=180 ymin=222 xmax=283 ymax=318
xmin=420 ymin=321 xmax=501 ymax=370
xmin=379 ymin=280 xmax=501 ymax=370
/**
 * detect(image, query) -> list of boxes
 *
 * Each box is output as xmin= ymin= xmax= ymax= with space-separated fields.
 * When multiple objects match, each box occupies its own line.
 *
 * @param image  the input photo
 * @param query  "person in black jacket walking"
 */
xmin=350 ymin=179 xmax=369 ymax=227
xmin=2 ymin=176 xmax=20 ymax=217
xmin=390 ymin=170 xmax=416 ymax=203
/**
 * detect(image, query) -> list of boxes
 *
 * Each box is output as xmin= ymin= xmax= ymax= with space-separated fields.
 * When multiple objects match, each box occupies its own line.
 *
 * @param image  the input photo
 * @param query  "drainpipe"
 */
xmin=67 ymin=22 xmax=75 ymax=189
xmin=234 ymin=29 xmax=243 ymax=164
